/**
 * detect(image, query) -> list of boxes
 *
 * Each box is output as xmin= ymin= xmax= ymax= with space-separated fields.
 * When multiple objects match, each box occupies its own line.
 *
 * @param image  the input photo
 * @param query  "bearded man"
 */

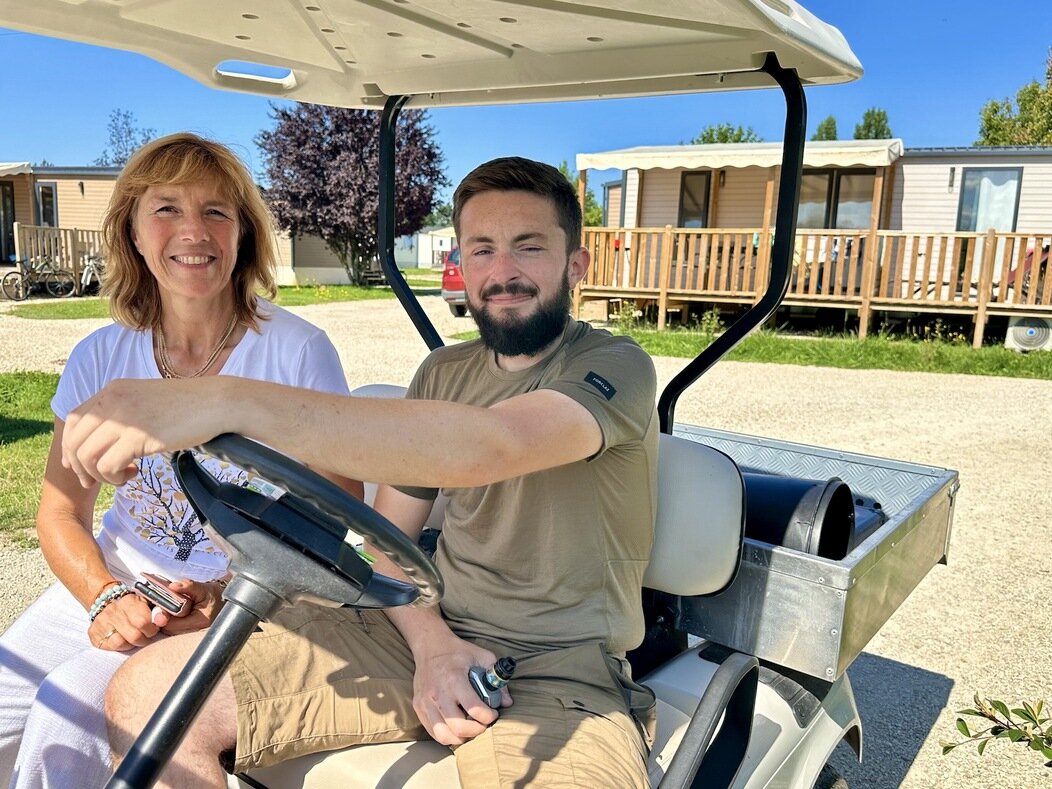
xmin=64 ymin=156 xmax=660 ymax=789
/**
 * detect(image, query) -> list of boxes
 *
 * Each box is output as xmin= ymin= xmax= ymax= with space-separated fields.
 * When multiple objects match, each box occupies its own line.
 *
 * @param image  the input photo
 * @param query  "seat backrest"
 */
xmin=351 ymin=386 xmax=744 ymax=596
xmin=643 ymin=434 xmax=744 ymax=597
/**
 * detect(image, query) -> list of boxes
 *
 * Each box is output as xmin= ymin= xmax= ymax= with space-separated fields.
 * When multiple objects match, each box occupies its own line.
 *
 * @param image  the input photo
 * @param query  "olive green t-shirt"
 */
xmin=399 ymin=320 xmax=658 ymax=655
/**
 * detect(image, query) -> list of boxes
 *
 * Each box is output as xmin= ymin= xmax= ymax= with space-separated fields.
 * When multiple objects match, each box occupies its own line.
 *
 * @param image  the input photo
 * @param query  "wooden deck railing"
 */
xmin=580 ymin=226 xmax=1051 ymax=346
xmin=12 ymin=222 xmax=105 ymax=295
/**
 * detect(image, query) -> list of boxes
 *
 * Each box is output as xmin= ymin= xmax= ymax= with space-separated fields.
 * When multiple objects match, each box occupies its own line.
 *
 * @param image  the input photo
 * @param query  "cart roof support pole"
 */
xmin=378 ymin=95 xmax=444 ymax=351
xmin=658 ymin=52 xmax=806 ymax=433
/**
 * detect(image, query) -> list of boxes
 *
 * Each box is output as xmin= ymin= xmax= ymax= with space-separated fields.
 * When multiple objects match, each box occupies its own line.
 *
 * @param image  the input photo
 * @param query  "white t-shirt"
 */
xmin=51 ymin=299 xmax=350 ymax=583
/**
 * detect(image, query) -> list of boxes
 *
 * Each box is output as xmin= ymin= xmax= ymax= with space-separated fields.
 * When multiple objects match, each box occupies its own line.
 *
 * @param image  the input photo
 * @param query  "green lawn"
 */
xmin=627 ymin=328 xmax=1052 ymax=379
xmin=271 ymin=284 xmax=394 ymax=306
xmin=0 ymin=373 xmax=114 ymax=547
xmin=451 ymin=327 xmax=1052 ymax=380
xmin=0 ymin=372 xmax=59 ymax=545
xmin=8 ymin=298 xmax=112 ymax=320
xmin=5 ymin=277 xmax=448 ymax=319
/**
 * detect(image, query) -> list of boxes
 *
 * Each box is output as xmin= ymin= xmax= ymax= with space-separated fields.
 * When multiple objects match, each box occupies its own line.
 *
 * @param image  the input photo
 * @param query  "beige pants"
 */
xmin=229 ymin=605 xmax=654 ymax=788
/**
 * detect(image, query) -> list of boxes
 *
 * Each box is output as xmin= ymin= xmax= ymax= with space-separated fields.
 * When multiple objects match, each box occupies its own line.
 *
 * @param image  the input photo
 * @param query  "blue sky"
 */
xmin=1 ymin=1 xmax=1049 ymax=200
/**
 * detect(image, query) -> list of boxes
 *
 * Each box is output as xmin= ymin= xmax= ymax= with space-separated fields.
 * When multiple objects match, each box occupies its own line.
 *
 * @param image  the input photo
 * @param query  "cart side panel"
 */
xmin=673 ymin=425 xmax=958 ymax=680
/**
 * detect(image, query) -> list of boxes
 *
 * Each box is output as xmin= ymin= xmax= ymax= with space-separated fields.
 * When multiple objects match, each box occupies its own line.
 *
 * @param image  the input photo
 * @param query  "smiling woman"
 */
xmin=0 ymin=133 xmax=363 ymax=789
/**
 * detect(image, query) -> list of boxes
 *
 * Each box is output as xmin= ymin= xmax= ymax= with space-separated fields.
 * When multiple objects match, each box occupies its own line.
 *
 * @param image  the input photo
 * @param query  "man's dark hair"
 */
xmin=453 ymin=156 xmax=582 ymax=254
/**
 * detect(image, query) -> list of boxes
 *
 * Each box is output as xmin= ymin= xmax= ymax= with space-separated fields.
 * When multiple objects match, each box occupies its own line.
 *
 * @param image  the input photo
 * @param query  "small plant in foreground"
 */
xmin=697 ymin=307 xmax=724 ymax=337
xmin=615 ymin=299 xmax=638 ymax=331
xmin=941 ymin=694 xmax=1052 ymax=766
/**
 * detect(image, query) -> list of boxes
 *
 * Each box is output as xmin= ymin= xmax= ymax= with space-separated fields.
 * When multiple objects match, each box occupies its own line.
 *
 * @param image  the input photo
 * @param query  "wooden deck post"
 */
xmin=573 ymin=169 xmax=588 ymax=318
xmin=12 ymin=222 xmax=22 ymax=263
xmin=755 ymin=168 xmax=777 ymax=301
xmin=858 ymin=169 xmax=885 ymax=339
xmin=708 ymin=170 xmax=721 ymax=228
xmin=973 ymin=229 xmax=997 ymax=348
xmin=68 ymin=228 xmax=84 ymax=295
xmin=657 ymin=225 xmax=674 ymax=330
xmin=577 ymin=169 xmax=587 ymax=228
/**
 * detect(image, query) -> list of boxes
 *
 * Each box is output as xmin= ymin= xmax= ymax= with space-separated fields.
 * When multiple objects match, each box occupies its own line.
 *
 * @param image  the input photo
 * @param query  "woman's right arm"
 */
xmin=37 ymin=418 xmax=158 ymax=650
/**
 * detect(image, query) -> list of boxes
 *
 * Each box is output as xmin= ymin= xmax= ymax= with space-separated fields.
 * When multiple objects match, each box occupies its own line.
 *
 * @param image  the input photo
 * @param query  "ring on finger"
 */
xmin=98 ymin=627 xmax=118 ymax=647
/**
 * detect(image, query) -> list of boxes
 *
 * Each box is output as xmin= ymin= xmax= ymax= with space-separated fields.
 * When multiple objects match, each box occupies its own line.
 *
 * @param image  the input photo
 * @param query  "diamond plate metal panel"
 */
xmin=674 ymin=424 xmax=943 ymax=516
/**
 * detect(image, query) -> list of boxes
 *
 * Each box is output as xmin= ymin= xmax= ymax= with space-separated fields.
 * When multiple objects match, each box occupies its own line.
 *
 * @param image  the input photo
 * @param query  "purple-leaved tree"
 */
xmin=257 ymin=103 xmax=448 ymax=285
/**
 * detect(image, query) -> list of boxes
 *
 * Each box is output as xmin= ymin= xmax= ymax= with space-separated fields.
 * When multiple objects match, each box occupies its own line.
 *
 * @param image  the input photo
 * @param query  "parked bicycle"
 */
xmin=80 ymin=253 xmax=106 ymax=296
xmin=1 ymin=256 xmax=76 ymax=301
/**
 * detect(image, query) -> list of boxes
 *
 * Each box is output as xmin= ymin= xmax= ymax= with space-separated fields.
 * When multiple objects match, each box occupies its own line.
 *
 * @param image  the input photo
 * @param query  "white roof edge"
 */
xmin=0 ymin=1 xmax=861 ymax=109
xmin=577 ymin=139 xmax=905 ymax=171
xmin=0 ymin=162 xmax=33 ymax=176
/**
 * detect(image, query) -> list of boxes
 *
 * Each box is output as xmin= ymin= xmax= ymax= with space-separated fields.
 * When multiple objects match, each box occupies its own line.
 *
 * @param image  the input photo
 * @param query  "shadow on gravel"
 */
xmin=0 ymin=417 xmax=52 ymax=443
xmin=828 ymin=652 xmax=952 ymax=787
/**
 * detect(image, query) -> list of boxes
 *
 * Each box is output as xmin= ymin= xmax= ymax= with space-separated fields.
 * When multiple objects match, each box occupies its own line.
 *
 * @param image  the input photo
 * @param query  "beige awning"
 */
xmin=0 ymin=163 xmax=32 ymax=176
xmin=577 ymin=139 xmax=903 ymax=171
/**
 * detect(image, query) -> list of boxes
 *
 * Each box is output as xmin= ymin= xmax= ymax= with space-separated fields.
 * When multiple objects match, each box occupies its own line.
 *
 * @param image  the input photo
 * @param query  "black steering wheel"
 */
xmin=173 ymin=433 xmax=442 ymax=609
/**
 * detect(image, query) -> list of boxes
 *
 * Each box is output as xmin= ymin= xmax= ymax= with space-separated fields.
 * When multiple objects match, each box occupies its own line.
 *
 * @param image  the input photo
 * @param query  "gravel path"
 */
xmin=2 ymin=296 xmax=1049 ymax=787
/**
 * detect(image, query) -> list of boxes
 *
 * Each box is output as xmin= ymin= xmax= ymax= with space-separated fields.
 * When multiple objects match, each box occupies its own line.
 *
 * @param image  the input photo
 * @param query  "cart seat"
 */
xmin=235 ymin=387 xmax=744 ymax=788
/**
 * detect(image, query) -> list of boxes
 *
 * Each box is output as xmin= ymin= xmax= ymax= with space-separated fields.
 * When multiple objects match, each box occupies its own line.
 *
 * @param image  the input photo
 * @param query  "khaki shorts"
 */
xmin=229 ymin=604 xmax=654 ymax=788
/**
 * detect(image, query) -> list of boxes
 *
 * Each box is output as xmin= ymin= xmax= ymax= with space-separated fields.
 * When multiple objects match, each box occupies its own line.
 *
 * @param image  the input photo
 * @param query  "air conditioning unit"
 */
xmin=1004 ymin=316 xmax=1052 ymax=351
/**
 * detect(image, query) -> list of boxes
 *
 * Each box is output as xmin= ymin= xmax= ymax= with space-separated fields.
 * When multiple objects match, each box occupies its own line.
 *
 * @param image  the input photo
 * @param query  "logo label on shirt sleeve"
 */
xmin=584 ymin=371 xmax=616 ymax=400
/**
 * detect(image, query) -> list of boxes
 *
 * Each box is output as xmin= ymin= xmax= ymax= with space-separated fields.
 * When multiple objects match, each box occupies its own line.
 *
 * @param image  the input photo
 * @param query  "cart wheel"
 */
xmin=814 ymin=764 xmax=849 ymax=789
xmin=45 ymin=270 xmax=76 ymax=298
xmin=449 ymin=303 xmax=467 ymax=317
xmin=1 ymin=272 xmax=28 ymax=301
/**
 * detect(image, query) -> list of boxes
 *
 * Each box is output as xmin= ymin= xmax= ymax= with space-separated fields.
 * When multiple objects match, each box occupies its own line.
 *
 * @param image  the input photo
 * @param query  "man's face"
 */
xmin=459 ymin=190 xmax=588 ymax=358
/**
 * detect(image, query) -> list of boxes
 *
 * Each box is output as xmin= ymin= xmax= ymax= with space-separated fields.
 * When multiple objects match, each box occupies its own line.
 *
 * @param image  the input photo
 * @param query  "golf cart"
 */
xmin=2 ymin=2 xmax=958 ymax=787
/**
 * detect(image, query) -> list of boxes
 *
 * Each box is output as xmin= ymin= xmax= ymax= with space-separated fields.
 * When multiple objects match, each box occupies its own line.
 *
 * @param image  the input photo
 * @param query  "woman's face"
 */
xmin=131 ymin=180 xmax=241 ymax=304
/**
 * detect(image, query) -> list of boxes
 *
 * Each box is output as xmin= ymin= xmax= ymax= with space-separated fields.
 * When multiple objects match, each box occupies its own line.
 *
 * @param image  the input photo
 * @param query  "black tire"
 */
xmin=814 ymin=764 xmax=849 ymax=789
xmin=2 ymin=271 xmax=28 ymax=301
xmin=45 ymin=270 xmax=76 ymax=298
xmin=449 ymin=303 xmax=467 ymax=317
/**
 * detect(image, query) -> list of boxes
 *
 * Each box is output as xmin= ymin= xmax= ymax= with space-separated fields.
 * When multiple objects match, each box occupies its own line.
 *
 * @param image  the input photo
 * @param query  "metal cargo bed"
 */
xmin=675 ymin=424 xmax=958 ymax=681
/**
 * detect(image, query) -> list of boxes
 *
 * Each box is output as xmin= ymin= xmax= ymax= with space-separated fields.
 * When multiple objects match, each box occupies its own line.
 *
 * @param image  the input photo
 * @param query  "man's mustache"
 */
xmin=480 ymin=282 xmax=539 ymax=299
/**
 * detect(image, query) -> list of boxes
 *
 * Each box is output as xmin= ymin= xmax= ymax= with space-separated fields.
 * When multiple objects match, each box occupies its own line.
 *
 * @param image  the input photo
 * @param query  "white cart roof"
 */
xmin=1 ymin=0 xmax=861 ymax=108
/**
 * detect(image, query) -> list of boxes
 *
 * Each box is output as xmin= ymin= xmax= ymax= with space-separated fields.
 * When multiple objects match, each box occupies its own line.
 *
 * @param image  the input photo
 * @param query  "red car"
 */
xmin=440 ymin=246 xmax=467 ymax=316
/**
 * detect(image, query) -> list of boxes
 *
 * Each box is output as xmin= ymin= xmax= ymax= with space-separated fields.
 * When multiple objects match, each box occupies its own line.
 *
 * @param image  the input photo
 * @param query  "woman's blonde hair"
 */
xmin=101 ymin=132 xmax=278 ymax=330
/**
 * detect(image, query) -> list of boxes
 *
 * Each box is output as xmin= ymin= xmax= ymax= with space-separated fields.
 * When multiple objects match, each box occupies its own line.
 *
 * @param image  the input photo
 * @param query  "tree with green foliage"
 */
xmin=257 ymin=103 xmax=448 ymax=285
xmin=94 ymin=109 xmax=156 ymax=167
xmin=558 ymin=162 xmax=604 ymax=227
xmin=812 ymin=115 xmax=838 ymax=141
xmin=691 ymin=123 xmax=763 ymax=144
xmin=976 ymin=50 xmax=1052 ymax=145
xmin=423 ymin=201 xmax=453 ymax=228
xmin=854 ymin=108 xmax=893 ymax=139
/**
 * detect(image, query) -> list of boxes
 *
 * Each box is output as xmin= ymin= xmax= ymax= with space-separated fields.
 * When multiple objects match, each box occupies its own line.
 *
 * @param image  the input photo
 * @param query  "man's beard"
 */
xmin=468 ymin=272 xmax=571 ymax=357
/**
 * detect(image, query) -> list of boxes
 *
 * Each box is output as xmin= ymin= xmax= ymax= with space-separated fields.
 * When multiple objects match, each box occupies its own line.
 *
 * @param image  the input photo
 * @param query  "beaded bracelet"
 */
xmin=88 ymin=583 xmax=130 ymax=622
